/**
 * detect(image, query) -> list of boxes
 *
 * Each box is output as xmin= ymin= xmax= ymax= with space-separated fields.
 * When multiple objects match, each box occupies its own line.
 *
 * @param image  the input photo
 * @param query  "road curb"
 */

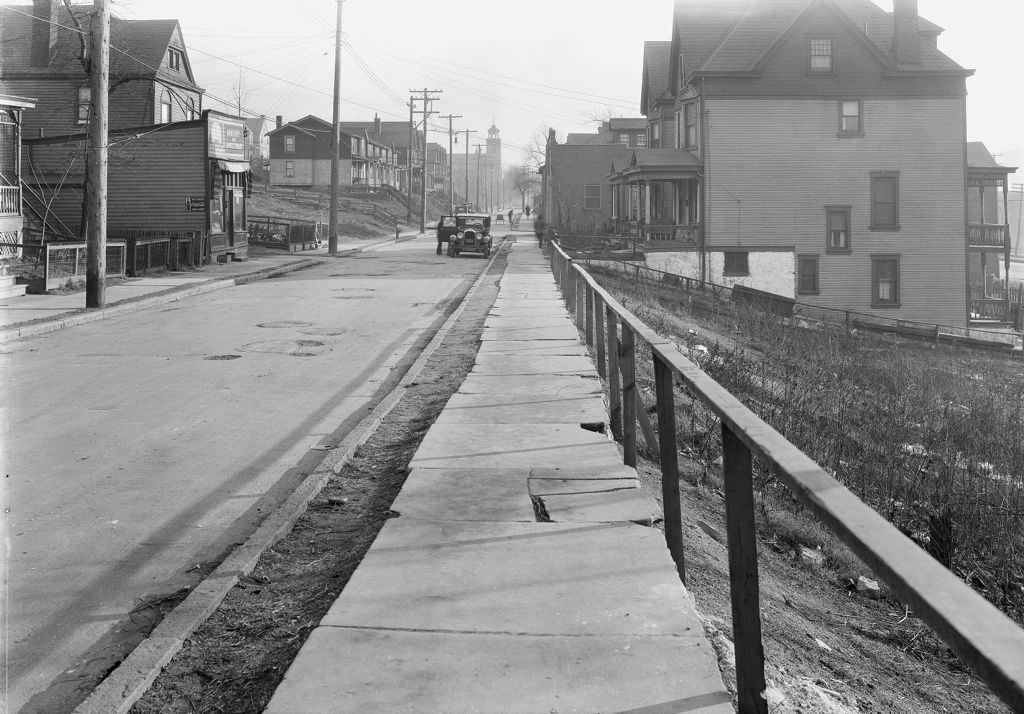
xmin=0 ymin=259 xmax=320 ymax=344
xmin=71 ymin=237 xmax=507 ymax=714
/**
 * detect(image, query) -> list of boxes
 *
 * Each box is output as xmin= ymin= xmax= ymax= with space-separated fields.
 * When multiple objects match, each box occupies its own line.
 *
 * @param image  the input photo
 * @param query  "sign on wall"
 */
xmin=208 ymin=115 xmax=246 ymax=160
xmin=185 ymin=196 xmax=206 ymax=211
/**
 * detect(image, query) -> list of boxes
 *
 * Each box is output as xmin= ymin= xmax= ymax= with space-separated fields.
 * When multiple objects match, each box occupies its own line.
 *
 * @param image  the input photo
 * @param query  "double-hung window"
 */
xmin=797 ymin=255 xmax=819 ymax=295
xmin=159 ymin=91 xmax=172 ymax=124
xmin=76 ymin=86 xmax=91 ymax=124
xmin=809 ymin=38 xmax=833 ymax=72
xmin=285 ymin=160 xmax=295 ymax=178
xmin=284 ymin=135 xmax=296 ymax=153
xmin=839 ymin=100 xmax=862 ymax=135
xmin=826 ymin=206 xmax=851 ymax=252
xmin=683 ymin=103 xmax=697 ymax=149
xmin=870 ymin=171 xmax=899 ymax=230
xmin=583 ymin=184 xmax=601 ymax=211
xmin=871 ymin=255 xmax=900 ymax=307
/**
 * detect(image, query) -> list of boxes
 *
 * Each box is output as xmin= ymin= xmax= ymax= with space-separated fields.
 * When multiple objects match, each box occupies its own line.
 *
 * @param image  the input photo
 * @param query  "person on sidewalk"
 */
xmin=508 ymin=209 xmax=514 ymax=225
xmin=525 ymin=206 xmax=531 ymax=218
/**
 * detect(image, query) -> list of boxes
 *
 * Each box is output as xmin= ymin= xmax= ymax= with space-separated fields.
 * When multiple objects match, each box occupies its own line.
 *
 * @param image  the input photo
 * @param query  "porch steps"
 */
xmin=0 ymin=275 xmax=27 ymax=299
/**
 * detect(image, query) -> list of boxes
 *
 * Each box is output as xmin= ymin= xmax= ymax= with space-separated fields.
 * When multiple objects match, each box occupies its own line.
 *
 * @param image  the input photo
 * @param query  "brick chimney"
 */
xmin=373 ymin=113 xmax=381 ymax=136
xmin=31 ymin=0 xmax=59 ymax=68
xmin=275 ymin=115 xmax=283 ymax=129
xmin=892 ymin=0 xmax=921 ymax=65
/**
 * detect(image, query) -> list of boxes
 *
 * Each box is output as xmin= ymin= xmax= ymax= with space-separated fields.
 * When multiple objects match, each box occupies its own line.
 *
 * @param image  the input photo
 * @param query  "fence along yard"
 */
xmin=548 ymin=242 xmax=1024 ymax=713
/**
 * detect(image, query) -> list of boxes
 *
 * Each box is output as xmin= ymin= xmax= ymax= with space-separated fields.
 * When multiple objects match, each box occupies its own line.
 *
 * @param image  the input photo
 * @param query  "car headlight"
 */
xmin=457 ymin=231 xmax=464 ymax=238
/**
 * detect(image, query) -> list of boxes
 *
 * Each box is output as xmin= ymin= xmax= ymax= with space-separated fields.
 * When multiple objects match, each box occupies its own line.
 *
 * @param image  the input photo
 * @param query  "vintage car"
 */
xmin=443 ymin=213 xmax=493 ymax=258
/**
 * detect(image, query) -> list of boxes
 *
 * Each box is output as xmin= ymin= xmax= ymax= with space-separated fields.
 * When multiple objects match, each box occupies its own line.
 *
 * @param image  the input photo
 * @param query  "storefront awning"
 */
xmin=217 ymin=160 xmax=250 ymax=173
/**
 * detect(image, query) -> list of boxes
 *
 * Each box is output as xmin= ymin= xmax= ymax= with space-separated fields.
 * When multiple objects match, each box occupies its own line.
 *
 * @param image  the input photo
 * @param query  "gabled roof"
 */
xmin=0 ymin=4 xmax=202 ymax=90
xmin=339 ymin=120 xmax=420 ymax=151
xmin=566 ymin=133 xmax=606 ymax=145
xmin=640 ymin=41 xmax=672 ymax=112
xmin=677 ymin=0 xmax=969 ymax=77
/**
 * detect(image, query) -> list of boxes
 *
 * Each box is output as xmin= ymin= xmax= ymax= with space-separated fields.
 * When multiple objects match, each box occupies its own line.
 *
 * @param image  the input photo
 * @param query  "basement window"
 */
xmin=723 ymin=251 xmax=749 ymax=277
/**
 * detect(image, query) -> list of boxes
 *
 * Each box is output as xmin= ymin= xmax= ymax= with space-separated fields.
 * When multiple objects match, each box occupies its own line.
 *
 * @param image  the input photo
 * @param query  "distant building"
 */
xmin=340 ymin=114 xmax=422 ymax=194
xmin=0 ymin=0 xmax=204 ymax=137
xmin=267 ymin=115 xmax=400 ymax=190
xmin=452 ymin=123 xmax=503 ymax=210
xmin=244 ymin=116 xmax=270 ymax=180
xmin=426 ymin=142 xmax=448 ymax=192
xmin=605 ymin=0 xmax=1015 ymax=328
xmin=541 ymin=129 xmax=631 ymax=234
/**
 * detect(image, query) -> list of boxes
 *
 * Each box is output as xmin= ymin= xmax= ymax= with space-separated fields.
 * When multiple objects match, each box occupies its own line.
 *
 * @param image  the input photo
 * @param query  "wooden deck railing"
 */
xmin=968 ymin=223 xmax=1009 ymax=248
xmin=548 ymin=241 xmax=1024 ymax=714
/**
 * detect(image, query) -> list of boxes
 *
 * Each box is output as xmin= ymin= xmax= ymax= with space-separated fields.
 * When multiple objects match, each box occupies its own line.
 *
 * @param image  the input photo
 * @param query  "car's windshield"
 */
xmin=457 ymin=218 xmax=484 ymax=229
xmin=440 ymin=216 xmax=457 ymax=227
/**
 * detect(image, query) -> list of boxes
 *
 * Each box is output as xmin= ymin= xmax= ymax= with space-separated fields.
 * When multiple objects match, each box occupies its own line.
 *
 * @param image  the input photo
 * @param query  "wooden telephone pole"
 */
xmin=474 ymin=144 xmax=483 ymax=209
xmin=328 ymin=0 xmax=343 ymax=254
xmin=439 ymin=114 xmax=461 ymax=215
xmin=409 ymin=88 xmax=441 ymax=233
xmin=406 ymin=101 xmax=414 ymax=225
xmin=461 ymin=129 xmax=472 ymax=208
xmin=85 ymin=0 xmax=109 ymax=308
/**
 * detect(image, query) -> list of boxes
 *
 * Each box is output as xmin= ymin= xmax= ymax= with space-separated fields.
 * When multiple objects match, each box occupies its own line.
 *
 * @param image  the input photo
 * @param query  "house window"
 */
xmin=285 ymin=160 xmax=295 ymax=178
xmin=651 ymin=122 xmax=660 ymax=147
xmin=185 ymin=97 xmax=197 ymax=121
xmin=76 ymin=86 xmax=91 ymax=124
xmin=675 ymin=110 xmax=682 ymax=149
xmin=168 ymin=48 xmax=182 ymax=71
xmin=584 ymin=184 xmax=601 ymax=210
xmin=617 ymin=133 xmax=630 ymax=145
xmin=723 ymin=251 xmax=749 ymax=276
xmin=809 ymin=38 xmax=833 ymax=73
xmin=839 ymin=100 xmax=862 ymax=135
xmin=871 ymin=255 xmax=900 ymax=307
xmin=683 ymin=102 xmax=697 ymax=149
xmin=159 ymin=91 xmax=172 ymax=123
xmin=870 ymin=171 xmax=899 ymax=230
xmin=825 ymin=206 xmax=851 ymax=252
xmin=635 ymin=132 xmax=647 ymax=148
xmin=284 ymin=135 xmax=295 ymax=153
xmin=797 ymin=255 xmax=819 ymax=295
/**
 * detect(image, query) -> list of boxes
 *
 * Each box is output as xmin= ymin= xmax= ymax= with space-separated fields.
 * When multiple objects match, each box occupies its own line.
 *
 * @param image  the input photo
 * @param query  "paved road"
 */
xmin=1 ymin=233 xmax=503 ymax=712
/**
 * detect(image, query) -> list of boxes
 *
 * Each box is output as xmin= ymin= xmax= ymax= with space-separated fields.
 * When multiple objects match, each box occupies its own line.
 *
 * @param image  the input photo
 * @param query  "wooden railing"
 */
xmin=970 ymin=297 xmax=1010 ymax=322
xmin=548 ymin=242 xmax=1024 ymax=713
xmin=967 ymin=223 xmax=1009 ymax=247
xmin=643 ymin=222 xmax=701 ymax=246
xmin=0 ymin=184 xmax=20 ymax=215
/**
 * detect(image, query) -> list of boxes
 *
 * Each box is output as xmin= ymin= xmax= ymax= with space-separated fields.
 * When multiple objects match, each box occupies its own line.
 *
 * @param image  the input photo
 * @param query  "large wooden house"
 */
xmin=609 ymin=0 xmax=1014 ymax=329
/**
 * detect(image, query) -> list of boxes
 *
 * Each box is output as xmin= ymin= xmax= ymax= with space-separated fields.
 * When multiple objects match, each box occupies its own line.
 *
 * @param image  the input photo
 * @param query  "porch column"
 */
xmin=644 ymin=180 xmax=651 ymax=226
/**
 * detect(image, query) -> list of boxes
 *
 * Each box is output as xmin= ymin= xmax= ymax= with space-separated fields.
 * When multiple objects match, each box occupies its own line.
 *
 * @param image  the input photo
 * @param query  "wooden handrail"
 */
xmin=547 ymin=241 xmax=1024 ymax=713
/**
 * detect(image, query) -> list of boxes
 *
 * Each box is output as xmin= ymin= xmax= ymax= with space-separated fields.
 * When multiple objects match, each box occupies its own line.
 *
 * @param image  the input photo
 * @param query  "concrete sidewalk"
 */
xmin=0 ymin=230 xmax=423 ymax=341
xmin=264 ymin=238 xmax=732 ymax=712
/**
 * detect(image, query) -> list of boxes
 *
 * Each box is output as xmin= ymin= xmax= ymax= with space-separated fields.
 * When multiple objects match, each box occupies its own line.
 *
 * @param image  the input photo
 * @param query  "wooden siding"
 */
xmin=704 ymin=96 xmax=967 ymax=326
xmin=269 ymin=158 xmax=351 ymax=188
xmin=547 ymin=145 xmax=632 ymax=233
xmin=25 ymin=123 xmax=207 ymax=234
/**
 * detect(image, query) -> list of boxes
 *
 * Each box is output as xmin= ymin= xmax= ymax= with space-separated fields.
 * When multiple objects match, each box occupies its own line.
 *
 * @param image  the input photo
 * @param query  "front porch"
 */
xmin=966 ymin=143 xmax=1019 ymax=328
xmin=608 ymin=149 xmax=703 ymax=253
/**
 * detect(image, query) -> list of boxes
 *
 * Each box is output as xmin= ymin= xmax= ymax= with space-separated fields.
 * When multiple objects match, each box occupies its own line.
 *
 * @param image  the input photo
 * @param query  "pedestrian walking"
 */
xmin=508 ymin=208 xmax=514 ymax=225
xmin=525 ymin=206 xmax=531 ymax=217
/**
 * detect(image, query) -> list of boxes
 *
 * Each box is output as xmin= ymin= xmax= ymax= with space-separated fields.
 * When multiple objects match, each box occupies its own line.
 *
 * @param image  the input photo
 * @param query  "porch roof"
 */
xmin=609 ymin=148 xmax=702 ymax=182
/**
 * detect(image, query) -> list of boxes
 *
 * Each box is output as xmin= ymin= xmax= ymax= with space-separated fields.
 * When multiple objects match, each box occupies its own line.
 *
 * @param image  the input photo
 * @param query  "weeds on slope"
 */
xmin=591 ymin=265 xmax=1024 ymax=623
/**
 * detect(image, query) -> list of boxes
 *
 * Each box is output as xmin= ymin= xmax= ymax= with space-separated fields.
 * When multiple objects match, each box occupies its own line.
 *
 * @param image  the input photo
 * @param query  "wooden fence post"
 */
xmin=620 ymin=323 xmax=637 ymax=468
xmin=585 ymin=283 xmax=594 ymax=348
xmin=607 ymin=308 xmax=622 ymax=440
xmin=655 ymin=355 xmax=684 ymax=581
xmin=722 ymin=423 xmax=768 ymax=714
xmin=595 ymin=294 xmax=606 ymax=379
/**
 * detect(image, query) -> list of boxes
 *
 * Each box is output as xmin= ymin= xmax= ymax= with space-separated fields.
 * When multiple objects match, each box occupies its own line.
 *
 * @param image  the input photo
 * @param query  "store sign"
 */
xmin=186 ymin=196 xmax=206 ymax=211
xmin=208 ymin=116 xmax=246 ymax=160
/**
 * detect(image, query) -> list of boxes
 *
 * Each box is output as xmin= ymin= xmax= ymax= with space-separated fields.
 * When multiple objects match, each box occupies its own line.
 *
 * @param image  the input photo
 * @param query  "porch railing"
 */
xmin=643 ymin=223 xmax=701 ymax=247
xmin=967 ymin=223 xmax=1009 ymax=248
xmin=0 ymin=184 xmax=19 ymax=215
xmin=548 ymin=241 xmax=1024 ymax=714
xmin=970 ymin=298 xmax=1010 ymax=322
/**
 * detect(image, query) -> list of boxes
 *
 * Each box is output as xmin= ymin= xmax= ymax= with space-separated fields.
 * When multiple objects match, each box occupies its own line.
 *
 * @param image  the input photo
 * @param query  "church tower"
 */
xmin=486 ymin=122 xmax=502 ymax=209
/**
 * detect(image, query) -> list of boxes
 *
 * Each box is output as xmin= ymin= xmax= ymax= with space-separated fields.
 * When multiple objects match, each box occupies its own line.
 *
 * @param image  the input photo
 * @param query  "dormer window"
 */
xmin=809 ymin=38 xmax=833 ymax=73
xmin=168 ymin=48 xmax=182 ymax=71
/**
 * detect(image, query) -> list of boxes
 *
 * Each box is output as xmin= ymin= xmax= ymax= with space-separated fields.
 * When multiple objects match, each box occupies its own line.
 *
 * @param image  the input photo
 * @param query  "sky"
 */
xmin=5 ymin=0 xmax=1022 ymax=170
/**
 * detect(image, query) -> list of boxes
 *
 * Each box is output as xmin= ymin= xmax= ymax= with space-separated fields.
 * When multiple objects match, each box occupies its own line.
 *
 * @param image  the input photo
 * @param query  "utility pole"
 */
xmin=85 ymin=0 xmax=109 ymax=308
xmin=462 ymin=129 xmax=471 ymax=207
xmin=406 ymin=101 xmax=414 ymax=225
xmin=328 ymin=0 xmax=343 ymax=254
xmin=409 ymin=88 xmax=441 ymax=233
xmin=474 ymin=144 xmax=482 ymax=209
xmin=439 ymin=113 xmax=461 ymax=215
xmin=1014 ymin=183 xmax=1023 ymax=257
